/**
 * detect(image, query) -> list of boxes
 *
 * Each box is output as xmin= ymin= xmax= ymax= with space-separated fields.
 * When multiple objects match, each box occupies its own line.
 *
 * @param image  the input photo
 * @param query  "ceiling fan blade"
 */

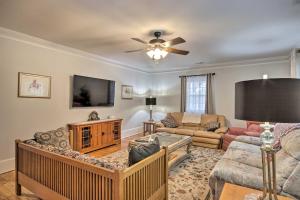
xmin=163 ymin=37 xmax=186 ymax=47
xmin=131 ymin=38 xmax=148 ymax=44
xmin=165 ymin=47 xmax=189 ymax=55
xmin=125 ymin=49 xmax=145 ymax=53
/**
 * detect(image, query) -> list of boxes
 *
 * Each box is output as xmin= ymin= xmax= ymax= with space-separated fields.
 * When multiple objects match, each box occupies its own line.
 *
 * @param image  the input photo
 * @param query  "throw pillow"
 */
xmin=205 ymin=122 xmax=220 ymax=132
xmin=128 ymin=137 xmax=160 ymax=166
xmin=34 ymin=127 xmax=71 ymax=150
xmin=161 ymin=116 xmax=178 ymax=128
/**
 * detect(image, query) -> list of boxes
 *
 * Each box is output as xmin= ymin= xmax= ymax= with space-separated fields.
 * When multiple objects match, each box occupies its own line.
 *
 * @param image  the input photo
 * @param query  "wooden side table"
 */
xmin=143 ymin=121 xmax=157 ymax=135
xmin=220 ymin=183 xmax=292 ymax=200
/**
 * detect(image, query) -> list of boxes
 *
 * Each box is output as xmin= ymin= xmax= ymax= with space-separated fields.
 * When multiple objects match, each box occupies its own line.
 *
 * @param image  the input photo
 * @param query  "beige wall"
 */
xmin=151 ymin=60 xmax=291 ymax=127
xmin=0 ymin=29 xmax=151 ymax=173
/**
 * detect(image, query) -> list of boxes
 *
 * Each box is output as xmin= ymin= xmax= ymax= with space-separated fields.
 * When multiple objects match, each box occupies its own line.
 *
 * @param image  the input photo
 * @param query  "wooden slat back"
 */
xmin=17 ymin=143 xmax=115 ymax=200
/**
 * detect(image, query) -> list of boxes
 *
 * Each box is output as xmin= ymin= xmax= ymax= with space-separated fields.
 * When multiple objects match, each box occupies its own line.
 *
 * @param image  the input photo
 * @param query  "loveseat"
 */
xmin=15 ymin=138 xmax=168 ymax=200
xmin=222 ymin=121 xmax=263 ymax=150
xmin=156 ymin=112 xmax=228 ymax=149
xmin=209 ymin=129 xmax=300 ymax=200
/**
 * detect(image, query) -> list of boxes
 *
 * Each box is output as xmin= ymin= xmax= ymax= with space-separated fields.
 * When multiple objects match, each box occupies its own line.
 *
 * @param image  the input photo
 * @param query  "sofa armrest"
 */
xmin=155 ymin=122 xmax=165 ymax=128
xmin=215 ymin=127 xmax=228 ymax=134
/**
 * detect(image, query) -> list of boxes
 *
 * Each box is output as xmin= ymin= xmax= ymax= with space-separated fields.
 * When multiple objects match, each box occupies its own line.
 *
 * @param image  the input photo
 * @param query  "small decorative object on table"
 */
xmin=121 ymin=85 xmax=133 ymax=99
xmin=18 ymin=72 xmax=51 ymax=98
xmin=88 ymin=111 xmax=100 ymax=121
xmin=235 ymin=78 xmax=300 ymax=200
xmin=145 ymin=96 xmax=156 ymax=121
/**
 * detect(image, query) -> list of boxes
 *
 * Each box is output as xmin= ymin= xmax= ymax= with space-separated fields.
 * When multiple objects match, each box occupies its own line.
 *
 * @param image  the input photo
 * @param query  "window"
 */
xmin=185 ymin=75 xmax=207 ymax=114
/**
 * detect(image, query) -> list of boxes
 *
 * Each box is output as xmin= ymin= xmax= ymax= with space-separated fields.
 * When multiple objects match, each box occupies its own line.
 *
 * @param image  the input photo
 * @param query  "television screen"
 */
xmin=72 ymin=75 xmax=115 ymax=107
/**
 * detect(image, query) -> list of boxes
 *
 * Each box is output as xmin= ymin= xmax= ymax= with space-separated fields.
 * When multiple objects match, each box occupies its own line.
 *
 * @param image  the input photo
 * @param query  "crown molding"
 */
xmin=0 ymin=27 xmax=290 ymax=75
xmin=0 ymin=27 xmax=150 ymax=74
xmin=150 ymin=55 xmax=290 ymax=74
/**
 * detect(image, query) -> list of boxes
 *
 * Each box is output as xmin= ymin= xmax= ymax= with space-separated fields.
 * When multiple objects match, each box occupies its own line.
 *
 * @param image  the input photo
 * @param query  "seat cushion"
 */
xmin=156 ymin=127 xmax=176 ymax=133
xmin=283 ymin=163 xmax=300 ymax=199
xmin=194 ymin=131 xmax=222 ymax=139
xmin=174 ymin=129 xmax=194 ymax=136
xmin=192 ymin=137 xmax=220 ymax=145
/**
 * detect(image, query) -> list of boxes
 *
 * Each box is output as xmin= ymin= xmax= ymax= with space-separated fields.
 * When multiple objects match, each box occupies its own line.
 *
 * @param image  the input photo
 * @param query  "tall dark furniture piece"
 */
xmin=235 ymin=78 xmax=300 ymax=200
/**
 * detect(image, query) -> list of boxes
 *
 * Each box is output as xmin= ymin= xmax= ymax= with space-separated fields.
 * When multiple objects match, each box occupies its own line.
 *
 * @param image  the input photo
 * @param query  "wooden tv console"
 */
xmin=68 ymin=118 xmax=122 ymax=153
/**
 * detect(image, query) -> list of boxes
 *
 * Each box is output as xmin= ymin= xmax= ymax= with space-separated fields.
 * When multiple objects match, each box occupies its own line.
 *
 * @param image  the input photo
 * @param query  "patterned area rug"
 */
xmin=100 ymin=146 xmax=224 ymax=200
xmin=168 ymin=146 xmax=224 ymax=200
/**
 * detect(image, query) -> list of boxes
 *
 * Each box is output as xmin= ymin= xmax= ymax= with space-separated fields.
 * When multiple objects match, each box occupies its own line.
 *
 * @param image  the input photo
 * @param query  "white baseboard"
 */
xmin=0 ymin=158 xmax=15 ymax=174
xmin=122 ymin=126 xmax=143 ymax=139
xmin=0 ymin=126 xmax=142 ymax=175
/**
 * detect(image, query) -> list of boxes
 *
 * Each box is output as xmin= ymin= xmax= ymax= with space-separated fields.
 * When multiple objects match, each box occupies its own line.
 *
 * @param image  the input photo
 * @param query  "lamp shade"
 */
xmin=146 ymin=97 xmax=156 ymax=105
xmin=235 ymin=78 xmax=300 ymax=123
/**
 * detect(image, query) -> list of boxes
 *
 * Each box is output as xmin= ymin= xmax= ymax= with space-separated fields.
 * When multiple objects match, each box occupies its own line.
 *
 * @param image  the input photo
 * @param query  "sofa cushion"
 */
xmin=209 ymin=158 xmax=266 ymax=191
xmin=128 ymin=137 xmax=160 ymax=166
xmin=192 ymin=137 xmax=220 ymax=145
xmin=156 ymin=127 xmax=176 ymax=133
xmin=283 ymin=163 xmax=300 ymax=199
xmin=201 ymin=114 xmax=218 ymax=126
xmin=280 ymin=129 xmax=300 ymax=160
xmin=178 ymin=125 xmax=201 ymax=131
xmin=194 ymin=131 xmax=222 ymax=139
xmin=161 ymin=115 xmax=178 ymax=128
xmin=34 ymin=127 xmax=71 ymax=149
xmin=235 ymin=136 xmax=262 ymax=146
xmin=168 ymin=112 xmax=183 ymax=126
xmin=182 ymin=112 xmax=201 ymax=124
xmin=222 ymin=143 xmax=262 ymax=168
xmin=174 ymin=129 xmax=194 ymax=136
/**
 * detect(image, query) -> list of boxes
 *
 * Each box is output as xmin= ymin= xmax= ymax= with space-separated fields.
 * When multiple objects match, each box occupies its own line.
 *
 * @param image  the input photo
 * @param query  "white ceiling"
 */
xmin=0 ymin=0 xmax=300 ymax=72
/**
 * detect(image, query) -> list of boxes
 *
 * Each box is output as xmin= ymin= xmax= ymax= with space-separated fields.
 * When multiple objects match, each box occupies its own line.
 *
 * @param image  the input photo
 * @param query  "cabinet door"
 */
xmin=101 ymin=122 xmax=114 ymax=146
xmin=79 ymin=126 xmax=92 ymax=149
xmin=95 ymin=124 xmax=102 ymax=146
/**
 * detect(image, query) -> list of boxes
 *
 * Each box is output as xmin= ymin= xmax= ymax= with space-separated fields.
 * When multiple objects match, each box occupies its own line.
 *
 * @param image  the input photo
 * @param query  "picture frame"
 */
xmin=121 ymin=85 xmax=133 ymax=99
xmin=18 ymin=72 xmax=51 ymax=98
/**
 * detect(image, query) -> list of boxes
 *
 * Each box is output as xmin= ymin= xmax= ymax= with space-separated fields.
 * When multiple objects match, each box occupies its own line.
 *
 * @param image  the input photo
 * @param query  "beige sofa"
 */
xmin=156 ymin=112 xmax=228 ymax=149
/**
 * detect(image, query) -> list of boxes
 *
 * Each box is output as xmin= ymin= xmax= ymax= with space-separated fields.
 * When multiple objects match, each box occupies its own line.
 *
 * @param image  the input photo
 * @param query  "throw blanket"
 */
xmin=273 ymin=123 xmax=300 ymax=148
xmin=182 ymin=112 xmax=201 ymax=124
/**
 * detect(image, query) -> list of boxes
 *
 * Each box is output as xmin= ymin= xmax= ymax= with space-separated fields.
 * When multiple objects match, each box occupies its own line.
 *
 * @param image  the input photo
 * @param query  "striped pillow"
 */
xmin=161 ymin=116 xmax=178 ymax=128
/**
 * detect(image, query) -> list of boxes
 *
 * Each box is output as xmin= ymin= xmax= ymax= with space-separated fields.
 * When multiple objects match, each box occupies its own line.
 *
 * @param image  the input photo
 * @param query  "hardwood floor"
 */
xmin=0 ymin=133 xmax=144 ymax=200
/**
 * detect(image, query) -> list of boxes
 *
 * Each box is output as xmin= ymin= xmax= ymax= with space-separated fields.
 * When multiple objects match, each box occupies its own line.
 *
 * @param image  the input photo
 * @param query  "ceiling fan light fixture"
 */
xmin=146 ymin=48 xmax=168 ymax=60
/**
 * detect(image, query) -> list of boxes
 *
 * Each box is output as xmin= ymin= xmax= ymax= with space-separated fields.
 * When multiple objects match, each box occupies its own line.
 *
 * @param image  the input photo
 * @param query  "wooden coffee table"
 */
xmin=137 ymin=132 xmax=192 ymax=168
xmin=220 ymin=183 xmax=292 ymax=200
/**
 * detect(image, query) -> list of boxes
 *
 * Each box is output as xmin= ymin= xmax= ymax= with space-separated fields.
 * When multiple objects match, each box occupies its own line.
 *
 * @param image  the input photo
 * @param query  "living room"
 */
xmin=0 ymin=0 xmax=300 ymax=200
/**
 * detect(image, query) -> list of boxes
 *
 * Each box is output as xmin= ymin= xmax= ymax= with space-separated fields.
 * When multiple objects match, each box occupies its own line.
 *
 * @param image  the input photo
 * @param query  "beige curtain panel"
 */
xmin=180 ymin=76 xmax=187 ymax=112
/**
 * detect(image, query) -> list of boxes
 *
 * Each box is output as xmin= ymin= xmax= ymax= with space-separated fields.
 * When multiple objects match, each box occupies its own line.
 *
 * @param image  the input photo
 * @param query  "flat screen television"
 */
xmin=72 ymin=75 xmax=115 ymax=107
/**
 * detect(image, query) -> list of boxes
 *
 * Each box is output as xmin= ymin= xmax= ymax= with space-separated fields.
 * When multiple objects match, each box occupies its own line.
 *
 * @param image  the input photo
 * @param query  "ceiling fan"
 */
xmin=125 ymin=31 xmax=189 ymax=60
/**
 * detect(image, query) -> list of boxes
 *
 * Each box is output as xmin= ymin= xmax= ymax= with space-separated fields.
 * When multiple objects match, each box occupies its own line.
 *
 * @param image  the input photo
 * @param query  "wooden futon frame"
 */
xmin=15 ymin=140 xmax=168 ymax=200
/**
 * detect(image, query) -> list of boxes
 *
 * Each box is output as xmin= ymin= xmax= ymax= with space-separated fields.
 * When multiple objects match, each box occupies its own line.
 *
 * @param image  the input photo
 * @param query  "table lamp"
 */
xmin=146 ymin=96 xmax=156 ymax=121
xmin=235 ymin=78 xmax=300 ymax=200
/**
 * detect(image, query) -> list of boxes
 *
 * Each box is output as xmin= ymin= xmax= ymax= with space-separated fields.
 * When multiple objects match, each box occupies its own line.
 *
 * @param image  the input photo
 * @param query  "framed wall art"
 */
xmin=121 ymin=85 xmax=133 ymax=99
xmin=18 ymin=72 xmax=51 ymax=98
